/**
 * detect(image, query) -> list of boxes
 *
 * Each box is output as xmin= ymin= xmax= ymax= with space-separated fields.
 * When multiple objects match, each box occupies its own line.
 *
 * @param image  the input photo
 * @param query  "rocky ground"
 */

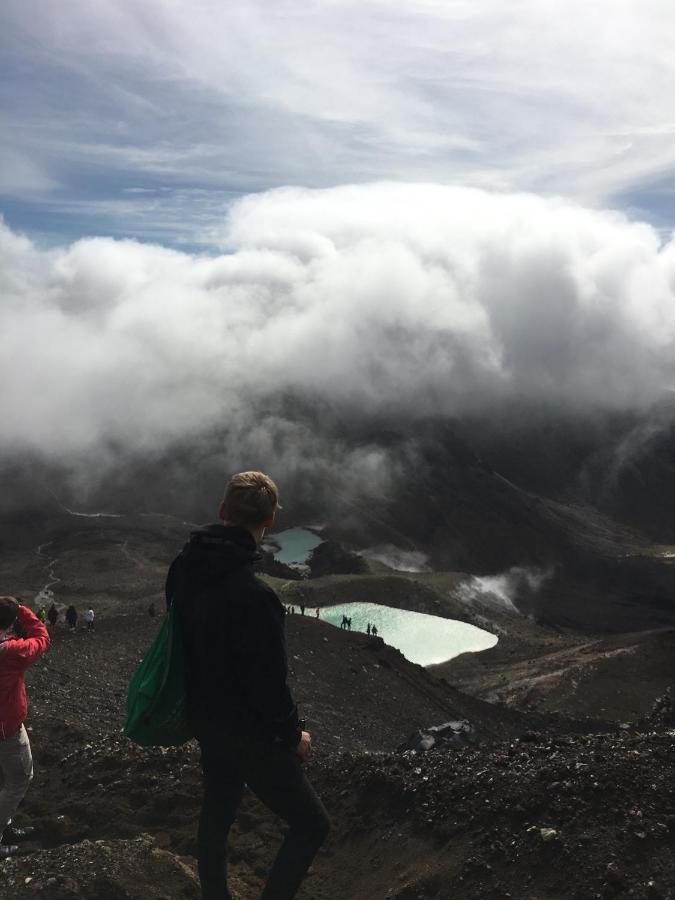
xmin=439 ymin=628 xmax=675 ymax=721
xmin=0 ymin=610 xmax=670 ymax=899
xmin=1 ymin=510 xmax=674 ymax=898
xmin=319 ymin=727 xmax=675 ymax=900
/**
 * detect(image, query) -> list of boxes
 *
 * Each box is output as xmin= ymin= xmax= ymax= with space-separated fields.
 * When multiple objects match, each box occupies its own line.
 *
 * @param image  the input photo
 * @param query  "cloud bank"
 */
xmin=2 ymin=183 xmax=675 ymax=477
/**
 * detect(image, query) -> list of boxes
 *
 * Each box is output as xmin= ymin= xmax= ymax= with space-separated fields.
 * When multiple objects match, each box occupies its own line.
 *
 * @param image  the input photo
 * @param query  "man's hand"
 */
xmin=296 ymin=730 xmax=311 ymax=762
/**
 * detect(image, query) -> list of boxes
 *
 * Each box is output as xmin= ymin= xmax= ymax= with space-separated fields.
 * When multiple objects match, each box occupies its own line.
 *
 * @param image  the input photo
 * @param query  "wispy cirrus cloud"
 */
xmin=2 ymin=0 xmax=675 ymax=243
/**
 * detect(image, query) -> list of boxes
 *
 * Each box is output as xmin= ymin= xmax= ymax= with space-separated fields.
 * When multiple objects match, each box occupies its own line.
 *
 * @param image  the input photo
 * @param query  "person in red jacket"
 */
xmin=0 ymin=597 xmax=50 ymax=858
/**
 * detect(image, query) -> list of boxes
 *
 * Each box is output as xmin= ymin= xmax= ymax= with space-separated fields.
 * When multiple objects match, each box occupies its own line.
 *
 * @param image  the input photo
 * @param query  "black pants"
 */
xmin=198 ymin=735 xmax=330 ymax=900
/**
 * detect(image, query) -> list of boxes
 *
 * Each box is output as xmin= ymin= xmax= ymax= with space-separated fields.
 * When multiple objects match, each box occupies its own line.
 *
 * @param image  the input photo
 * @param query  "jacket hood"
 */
xmin=180 ymin=524 xmax=259 ymax=579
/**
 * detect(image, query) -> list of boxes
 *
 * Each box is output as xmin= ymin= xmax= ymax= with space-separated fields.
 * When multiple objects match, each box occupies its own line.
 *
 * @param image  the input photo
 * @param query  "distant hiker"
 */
xmin=47 ymin=604 xmax=58 ymax=627
xmin=300 ymin=605 xmax=305 ymax=616
xmin=315 ymin=607 xmax=320 ymax=618
xmin=651 ymin=687 xmax=674 ymax=726
xmin=0 ymin=596 xmax=50 ymax=857
xmin=83 ymin=607 xmax=95 ymax=632
xmin=347 ymin=617 xmax=352 ymax=631
xmin=167 ymin=471 xmax=330 ymax=900
xmin=371 ymin=624 xmax=378 ymax=637
xmin=340 ymin=615 xmax=347 ymax=630
xmin=65 ymin=605 xmax=77 ymax=631
xmin=366 ymin=623 xmax=371 ymax=635
xmin=37 ymin=607 xmax=47 ymax=624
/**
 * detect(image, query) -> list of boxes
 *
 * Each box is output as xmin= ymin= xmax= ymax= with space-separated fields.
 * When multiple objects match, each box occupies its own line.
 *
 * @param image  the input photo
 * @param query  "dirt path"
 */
xmin=443 ymin=627 xmax=675 ymax=720
xmin=33 ymin=541 xmax=61 ymax=606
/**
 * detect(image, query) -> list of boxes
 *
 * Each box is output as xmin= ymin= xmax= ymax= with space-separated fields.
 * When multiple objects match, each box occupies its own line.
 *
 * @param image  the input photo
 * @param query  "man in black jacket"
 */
xmin=166 ymin=471 xmax=329 ymax=900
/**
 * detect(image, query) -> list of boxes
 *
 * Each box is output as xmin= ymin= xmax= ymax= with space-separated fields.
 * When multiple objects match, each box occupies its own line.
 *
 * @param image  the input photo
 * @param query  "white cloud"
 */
xmin=1 ymin=183 xmax=675 ymax=468
xmin=360 ymin=545 xmax=430 ymax=573
xmin=0 ymin=149 xmax=59 ymax=196
xmin=452 ymin=566 xmax=554 ymax=614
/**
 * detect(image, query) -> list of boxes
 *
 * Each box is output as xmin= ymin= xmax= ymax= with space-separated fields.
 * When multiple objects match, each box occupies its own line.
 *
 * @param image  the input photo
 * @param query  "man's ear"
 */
xmin=218 ymin=500 xmax=226 ymax=522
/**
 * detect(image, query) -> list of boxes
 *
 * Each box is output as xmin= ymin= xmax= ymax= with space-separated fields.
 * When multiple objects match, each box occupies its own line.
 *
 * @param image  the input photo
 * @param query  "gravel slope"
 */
xmin=0 ymin=612 xmax=669 ymax=899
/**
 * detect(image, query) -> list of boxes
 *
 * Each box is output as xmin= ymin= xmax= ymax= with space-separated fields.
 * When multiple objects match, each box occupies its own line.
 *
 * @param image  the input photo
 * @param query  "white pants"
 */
xmin=0 ymin=725 xmax=33 ymax=833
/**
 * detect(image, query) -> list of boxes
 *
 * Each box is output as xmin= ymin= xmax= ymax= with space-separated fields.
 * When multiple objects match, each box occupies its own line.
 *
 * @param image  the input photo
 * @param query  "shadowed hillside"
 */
xmin=0 ymin=608 xmax=669 ymax=900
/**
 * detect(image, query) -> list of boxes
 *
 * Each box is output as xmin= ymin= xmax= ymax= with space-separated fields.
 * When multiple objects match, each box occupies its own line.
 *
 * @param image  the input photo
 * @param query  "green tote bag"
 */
xmin=124 ymin=604 xmax=193 ymax=747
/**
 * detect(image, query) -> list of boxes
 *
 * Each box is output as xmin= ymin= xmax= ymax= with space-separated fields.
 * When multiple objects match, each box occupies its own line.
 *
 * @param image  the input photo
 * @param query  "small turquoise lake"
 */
xmin=266 ymin=528 xmax=323 ymax=565
xmin=319 ymin=601 xmax=497 ymax=666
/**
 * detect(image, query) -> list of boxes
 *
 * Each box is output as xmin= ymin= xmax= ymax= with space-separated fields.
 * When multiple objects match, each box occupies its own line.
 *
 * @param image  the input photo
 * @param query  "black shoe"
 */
xmin=0 ymin=845 xmax=19 ymax=859
xmin=2 ymin=825 xmax=34 ymax=843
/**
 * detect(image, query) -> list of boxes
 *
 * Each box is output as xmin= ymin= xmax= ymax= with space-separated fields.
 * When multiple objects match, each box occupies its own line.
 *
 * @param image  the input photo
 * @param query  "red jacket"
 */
xmin=0 ymin=605 xmax=50 ymax=740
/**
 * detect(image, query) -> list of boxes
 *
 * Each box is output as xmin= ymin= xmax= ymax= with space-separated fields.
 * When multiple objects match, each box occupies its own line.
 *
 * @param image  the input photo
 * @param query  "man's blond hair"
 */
xmin=222 ymin=471 xmax=280 ymax=527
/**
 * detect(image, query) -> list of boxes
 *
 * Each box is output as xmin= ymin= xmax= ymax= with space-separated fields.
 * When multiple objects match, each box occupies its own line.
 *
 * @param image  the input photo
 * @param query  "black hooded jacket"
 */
xmin=165 ymin=524 xmax=300 ymax=747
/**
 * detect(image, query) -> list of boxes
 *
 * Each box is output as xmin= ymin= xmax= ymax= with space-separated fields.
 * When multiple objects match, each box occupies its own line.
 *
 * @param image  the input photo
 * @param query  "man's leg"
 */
xmin=243 ymin=742 xmax=330 ymax=900
xmin=0 ymin=726 xmax=33 ymax=838
xmin=198 ymin=743 xmax=245 ymax=900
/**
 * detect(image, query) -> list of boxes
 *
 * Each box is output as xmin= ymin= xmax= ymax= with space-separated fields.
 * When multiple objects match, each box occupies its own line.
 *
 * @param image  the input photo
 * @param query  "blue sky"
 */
xmin=3 ymin=0 xmax=675 ymax=249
